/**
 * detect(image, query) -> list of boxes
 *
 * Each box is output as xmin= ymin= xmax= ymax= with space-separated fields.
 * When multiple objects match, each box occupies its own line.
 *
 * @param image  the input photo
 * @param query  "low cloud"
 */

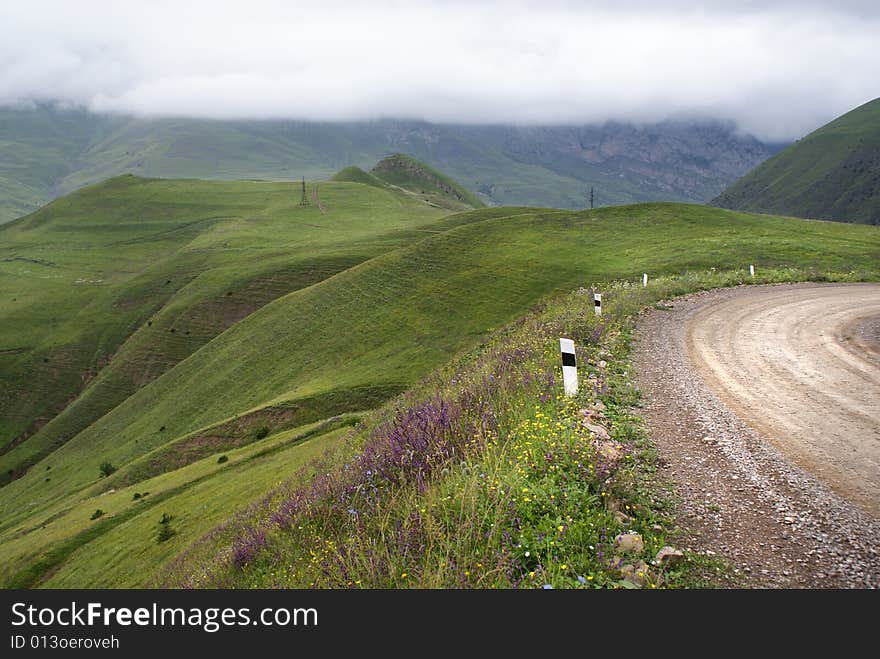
xmin=1 ymin=1 xmax=878 ymax=140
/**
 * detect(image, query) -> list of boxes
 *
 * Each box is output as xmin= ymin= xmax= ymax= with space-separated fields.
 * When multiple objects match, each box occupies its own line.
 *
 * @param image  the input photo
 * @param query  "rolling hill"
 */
xmin=0 ymin=104 xmax=781 ymax=224
xmin=1 ymin=164 xmax=878 ymax=587
xmin=712 ymin=97 xmax=880 ymax=224
xmin=370 ymin=154 xmax=486 ymax=210
xmin=0 ymin=163 xmax=484 ymax=486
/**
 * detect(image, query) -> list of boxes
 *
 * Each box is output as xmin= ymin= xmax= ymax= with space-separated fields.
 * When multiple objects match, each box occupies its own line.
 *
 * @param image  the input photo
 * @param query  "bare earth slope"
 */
xmin=635 ymin=283 xmax=880 ymax=587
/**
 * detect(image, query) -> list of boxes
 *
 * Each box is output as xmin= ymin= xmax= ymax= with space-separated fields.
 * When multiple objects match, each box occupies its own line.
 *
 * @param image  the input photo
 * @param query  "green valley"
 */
xmin=1 ymin=158 xmax=878 ymax=588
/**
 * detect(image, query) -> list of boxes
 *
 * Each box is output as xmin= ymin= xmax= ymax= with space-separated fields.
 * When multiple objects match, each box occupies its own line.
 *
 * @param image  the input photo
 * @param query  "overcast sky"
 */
xmin=1 ymin=1 xmax=878 ymax=141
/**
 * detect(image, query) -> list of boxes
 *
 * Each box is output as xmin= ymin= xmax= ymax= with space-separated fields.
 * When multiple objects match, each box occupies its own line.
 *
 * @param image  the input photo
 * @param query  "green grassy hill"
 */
xmin=712 ymin=97 xmax=880 ymax=224
xmin=370 ymin=153 xmax=486 ymax=210
xmin=330 ymin=166 xmax=389 ymax=189
xmin=0 ymin=172 xmax=473 ymax=486
xmin=0 ymin=167 xmax=878 ymax=588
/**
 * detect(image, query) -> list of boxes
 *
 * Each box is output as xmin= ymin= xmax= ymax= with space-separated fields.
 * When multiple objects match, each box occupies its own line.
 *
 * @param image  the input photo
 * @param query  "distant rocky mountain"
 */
xmin=471 ymin=121 xmax=781 ymax=204
xmin=0 ymin=104 xmax=782 ymax=223
xmin=713 ymin=97 xmax=880 ymax=224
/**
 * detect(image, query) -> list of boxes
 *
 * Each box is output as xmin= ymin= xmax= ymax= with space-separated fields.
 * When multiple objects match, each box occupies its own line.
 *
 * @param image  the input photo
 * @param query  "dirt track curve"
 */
xmin=635 ymin=283 xmax=880 ymax=588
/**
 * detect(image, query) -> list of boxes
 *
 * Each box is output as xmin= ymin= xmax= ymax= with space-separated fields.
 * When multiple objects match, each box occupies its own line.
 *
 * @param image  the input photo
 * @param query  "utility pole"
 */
xmin=300 ymin=177 xmax=309 ymax=206
xmin=589 ymin=187 xmax=595 ymax=209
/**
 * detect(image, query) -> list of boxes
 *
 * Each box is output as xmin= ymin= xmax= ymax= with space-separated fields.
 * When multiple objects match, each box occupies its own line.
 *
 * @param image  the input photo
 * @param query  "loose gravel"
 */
xmin=634 ymin=283 xmax=880 ymax=588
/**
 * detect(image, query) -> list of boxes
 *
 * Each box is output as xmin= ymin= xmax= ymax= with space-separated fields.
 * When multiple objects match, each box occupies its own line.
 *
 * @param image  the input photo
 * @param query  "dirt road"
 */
xmin=635 ymin=283 xmax=880 ymax=587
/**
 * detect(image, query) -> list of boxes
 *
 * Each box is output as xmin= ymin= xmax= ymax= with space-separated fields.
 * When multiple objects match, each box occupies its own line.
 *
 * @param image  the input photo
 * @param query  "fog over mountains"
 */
xmin=4 ymin=2 xmax=876 ymax=222
xmin=3 ymin=2 xmax=877 ymax=141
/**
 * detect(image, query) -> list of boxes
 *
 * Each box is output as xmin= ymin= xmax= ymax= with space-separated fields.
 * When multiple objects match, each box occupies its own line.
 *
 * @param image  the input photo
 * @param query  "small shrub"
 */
xmin=217 ymin=455 xmax=229 ymax=464
xmin=99 ymin=461 xmax=117 ymax=477
xmin=90 ymin=509 xmax=104 ymax=520
xmin=157 ymin=513 xmax=176 ymax=543
xmin=133 ymin=492 xmax=142 ymax=500
xmin=253 ymin=425 xmax=270 ymax=440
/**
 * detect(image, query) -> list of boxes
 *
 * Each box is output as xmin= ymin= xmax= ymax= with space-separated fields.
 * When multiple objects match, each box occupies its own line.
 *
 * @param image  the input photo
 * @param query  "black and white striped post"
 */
xmin=642 ymin=273 xmax=648 ymax=288
xmin=593 ymin=292 xmax=602 ymax=316
xmin=749 ymin=264 xmax=755 ymax=278
xmin=559 ymin=338 xmax=578 ymax=397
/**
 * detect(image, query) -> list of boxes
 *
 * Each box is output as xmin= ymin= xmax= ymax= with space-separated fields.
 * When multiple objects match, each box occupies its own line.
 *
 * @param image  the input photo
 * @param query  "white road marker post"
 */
xmin=642 ymin=273 xmax=648 ymax=287
xmin=593 ymin=292 xmax=602 ymax=316
xmin=560 ymin=338 xmax=578 ymax=397
xmin=750 ymin=264 xmax=755 ymax=278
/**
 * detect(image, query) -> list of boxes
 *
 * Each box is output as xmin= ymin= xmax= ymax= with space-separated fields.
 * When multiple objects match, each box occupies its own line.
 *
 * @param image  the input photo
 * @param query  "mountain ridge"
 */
xmin=712 ymin=97 xmax=880 ymax=224
xmin=0 ymin=105 xmax=781 ymax=223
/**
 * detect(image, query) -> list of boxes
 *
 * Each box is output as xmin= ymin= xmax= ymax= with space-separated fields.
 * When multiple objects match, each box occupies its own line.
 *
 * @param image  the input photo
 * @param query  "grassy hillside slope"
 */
xmin=0 ymin=174 xmax=469 ymax=483
xmin=330 ymin=166 xmax=389 ymax=189
xmin=1 ymin=166 xmax=877 ymax=587
xmin=1 ymin=418 xmax=354 ymax=588
xmin=713 ymin=97 xmax=880 ymax=224
xmin=174 ymin=267 xmax=874 ymax=589
xmin=371 ymin=154 xmax=486 ymax=210
xmin=2 ymin=200 xmax=877 ymax=542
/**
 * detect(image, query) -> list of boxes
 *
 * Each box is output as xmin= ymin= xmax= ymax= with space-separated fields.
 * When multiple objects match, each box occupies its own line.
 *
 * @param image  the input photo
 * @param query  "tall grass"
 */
xmin=163 ymin=267 xmax=878 ymax=589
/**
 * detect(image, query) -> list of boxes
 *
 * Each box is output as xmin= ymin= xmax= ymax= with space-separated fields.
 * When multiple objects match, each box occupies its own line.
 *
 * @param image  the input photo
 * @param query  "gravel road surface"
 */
xmin=634 ymin=283 xmax=880 ymax=588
